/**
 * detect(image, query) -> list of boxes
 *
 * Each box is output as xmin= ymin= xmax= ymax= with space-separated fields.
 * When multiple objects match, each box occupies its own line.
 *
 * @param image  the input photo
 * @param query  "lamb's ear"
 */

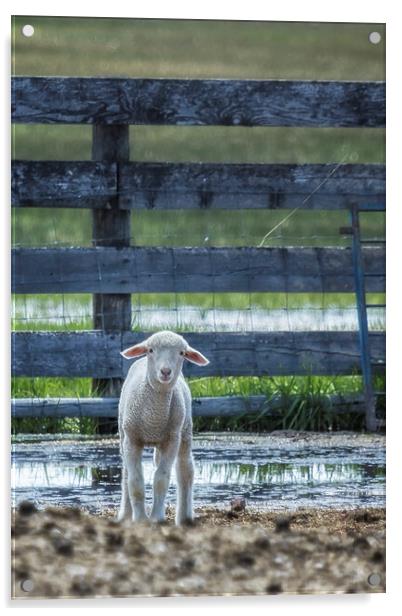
xmin=120 ymin=342 xmax=148 ymax=360
xmin=184 ymin=346 xmax=210 ymax=366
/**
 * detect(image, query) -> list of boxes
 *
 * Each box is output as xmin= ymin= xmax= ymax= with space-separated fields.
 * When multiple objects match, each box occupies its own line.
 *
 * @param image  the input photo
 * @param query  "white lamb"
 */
xmin=117 ymin=330 xmax=209 ymax=525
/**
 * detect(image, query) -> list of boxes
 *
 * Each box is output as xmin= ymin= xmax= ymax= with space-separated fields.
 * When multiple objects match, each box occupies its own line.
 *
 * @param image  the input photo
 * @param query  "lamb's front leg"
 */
xmin=175 ymin=434 xmax=194 ymax=525
xmin=124 ymin=437 xmax=147 ymax=522
xmin=117 ymin=464 xmax=132 ymax=521
xmin=150 ymin=438 xmax=179 ymax=523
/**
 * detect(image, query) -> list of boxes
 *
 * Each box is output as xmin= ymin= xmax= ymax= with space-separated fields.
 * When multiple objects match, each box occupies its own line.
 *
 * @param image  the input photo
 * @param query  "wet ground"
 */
xmin=12 ymin=502 xmax=385 ymax=598
xmin=12 ymin=431 xmax=385 ymax=513
xmin=11 ymin=432 xmax=386 ymax=599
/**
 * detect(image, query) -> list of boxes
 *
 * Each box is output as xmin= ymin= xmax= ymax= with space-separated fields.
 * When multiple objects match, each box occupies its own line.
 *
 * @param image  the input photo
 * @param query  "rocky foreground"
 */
xmin=12 ymin=502 xmax=385 ymax=599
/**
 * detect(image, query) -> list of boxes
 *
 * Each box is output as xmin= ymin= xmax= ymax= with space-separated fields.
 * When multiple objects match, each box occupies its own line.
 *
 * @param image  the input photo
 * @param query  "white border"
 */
xmin=1 ymin=0 xmax=390 ymax=22
xmin=2 ymin=1 xmax=401 ymax=614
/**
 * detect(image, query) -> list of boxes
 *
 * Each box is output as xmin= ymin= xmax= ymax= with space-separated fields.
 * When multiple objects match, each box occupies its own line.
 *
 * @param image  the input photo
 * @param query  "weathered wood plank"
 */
xmin=191 ymin=394 xmax=366 ymax=417
xmin=11 ymin=331 xmax=385 ymax=378
xmin=119 ymin=162 xmax=386 ymax=210
xmin=11 ymin=397 xmax=121 ymax=418
xmin=12 ymin=246 xmax=385 ymax=294
xmin=11 ymin=161 xmax=117 ymax=208
xmin=11 ymin=393 xmax=366 ymax=418
xmin=12 ymin=77 xmax=385 ymax=127
xmin=11 ymin=161 xmax=385 ymax=210
xmin=12 ymin=331 xmax=123 ymax=378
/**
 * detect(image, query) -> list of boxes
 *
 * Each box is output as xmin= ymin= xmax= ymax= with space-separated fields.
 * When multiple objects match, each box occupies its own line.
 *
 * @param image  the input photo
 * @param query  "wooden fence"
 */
xmin=11 ymin=77 xmax=386 ymax=427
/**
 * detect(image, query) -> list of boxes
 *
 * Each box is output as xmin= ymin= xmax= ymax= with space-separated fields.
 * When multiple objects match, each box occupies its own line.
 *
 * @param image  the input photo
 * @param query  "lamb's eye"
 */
xmin=148 ymin=348 xmax=153 ymax=353
xmin=180 ymin=351 xmax=184 ymax=356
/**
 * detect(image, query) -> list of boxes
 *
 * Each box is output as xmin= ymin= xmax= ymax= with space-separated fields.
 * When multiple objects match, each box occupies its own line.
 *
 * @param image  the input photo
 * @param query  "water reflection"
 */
xmin=11 ymin=438 xmax=385 ymax=512
xmin=12 ymin=460 xmax=385 ymax=489
xmin=198 ymin=461 xmax=385 ymax=485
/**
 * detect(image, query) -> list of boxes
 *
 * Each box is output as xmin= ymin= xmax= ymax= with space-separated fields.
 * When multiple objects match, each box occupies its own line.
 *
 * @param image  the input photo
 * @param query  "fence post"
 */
xmin=350 ymin=203 xmax=378 ymax=432
xmin=92 ymin=125 xmax=131 ymax=433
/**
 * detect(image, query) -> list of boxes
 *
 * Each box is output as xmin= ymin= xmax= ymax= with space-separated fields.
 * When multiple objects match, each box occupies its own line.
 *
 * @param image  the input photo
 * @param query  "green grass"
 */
xmin=11 ymin=376 xmax=96 ymax=435
xmin=12 ymin=208 xmax=385 ymax=249
xmin=12 ymin=17 xmax=385 ymax=80
xmin=12 ymin=124 xmax=385 ymax=164
xmin=12 ymin=373 xmax=385 ymax=434
xmin=192 ymin=374 xmax=365 ymax=432
xmin=192 ymin=372 xmax=385 ymax=432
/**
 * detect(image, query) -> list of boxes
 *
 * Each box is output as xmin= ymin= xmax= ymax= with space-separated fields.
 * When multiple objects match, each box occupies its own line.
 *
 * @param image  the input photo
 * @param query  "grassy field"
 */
xmin=12 ymin=17 xmax=385 ymax=80
xmin=11 ymin=17 xmax=386 ymax=432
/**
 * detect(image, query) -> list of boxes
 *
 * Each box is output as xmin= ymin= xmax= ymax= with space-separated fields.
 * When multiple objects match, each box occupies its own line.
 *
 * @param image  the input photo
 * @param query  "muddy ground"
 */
xmin=12 ymin=502 xmax=385 ymax=599
xmin=12 ymin=429 xmax=386 ymax=449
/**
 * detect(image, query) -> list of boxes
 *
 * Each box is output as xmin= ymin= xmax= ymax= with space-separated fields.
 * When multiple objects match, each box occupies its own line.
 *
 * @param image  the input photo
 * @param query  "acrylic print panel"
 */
xmin=11 ymin=16 xmax=385 ymax=599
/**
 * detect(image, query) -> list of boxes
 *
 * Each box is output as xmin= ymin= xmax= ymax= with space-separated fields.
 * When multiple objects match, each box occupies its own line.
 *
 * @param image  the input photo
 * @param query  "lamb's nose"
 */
xmin=161 ymin=367 xmax=172 ymax=377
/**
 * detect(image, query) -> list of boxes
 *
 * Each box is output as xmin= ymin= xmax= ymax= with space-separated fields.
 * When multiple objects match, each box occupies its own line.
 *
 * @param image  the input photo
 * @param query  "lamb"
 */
xmin=117 ymin=330 xmax=209 ymax=525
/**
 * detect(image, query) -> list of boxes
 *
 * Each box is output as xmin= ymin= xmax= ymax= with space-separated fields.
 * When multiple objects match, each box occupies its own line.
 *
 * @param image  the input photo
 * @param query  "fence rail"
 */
xmin=12 ymin=331 xmax=385 ymax=378
xmin=12 ymin=246 xmax=385 ymax=294
xmin=12 ymin=161 xmax=385 ymax=210
xmin=12 ymin=394 xmax=366 ymax=419
xmin=12 ymin=77 xmax=385 ymax=127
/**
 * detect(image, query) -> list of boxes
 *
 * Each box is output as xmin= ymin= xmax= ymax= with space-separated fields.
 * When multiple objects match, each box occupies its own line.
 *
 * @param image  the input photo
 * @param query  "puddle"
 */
xmin=11 ymin=434 xmax=385 ymax=513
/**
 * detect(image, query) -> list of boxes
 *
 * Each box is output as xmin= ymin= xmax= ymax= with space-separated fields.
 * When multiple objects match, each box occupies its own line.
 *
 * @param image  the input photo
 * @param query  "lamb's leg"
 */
xmin=124 ymin=437 xmax=147 ymax=522
xmin=117 ymin=463 xmax=132 ymax=521
xmin=117 ymin=419 xmax=132 ymax=521
xmin=175 ymin=434 xmax=194 ymax=525
xmin=153 ymin=447 xmax=161 ymax=468
xmin=150 ymin=439 xmax=179 ymax=523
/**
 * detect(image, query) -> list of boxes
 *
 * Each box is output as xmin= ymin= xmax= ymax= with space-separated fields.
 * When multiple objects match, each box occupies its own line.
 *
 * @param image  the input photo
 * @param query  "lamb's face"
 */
xmin=146 ymin=332 xmax=187 ymax=386
xmin=121 ymin=330 xmax=210 ymax=386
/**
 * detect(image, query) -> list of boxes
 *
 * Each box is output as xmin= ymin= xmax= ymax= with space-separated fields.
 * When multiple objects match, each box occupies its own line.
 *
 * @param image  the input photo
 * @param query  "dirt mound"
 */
xmin=12 ymin=504 xmax=385 ymax=599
